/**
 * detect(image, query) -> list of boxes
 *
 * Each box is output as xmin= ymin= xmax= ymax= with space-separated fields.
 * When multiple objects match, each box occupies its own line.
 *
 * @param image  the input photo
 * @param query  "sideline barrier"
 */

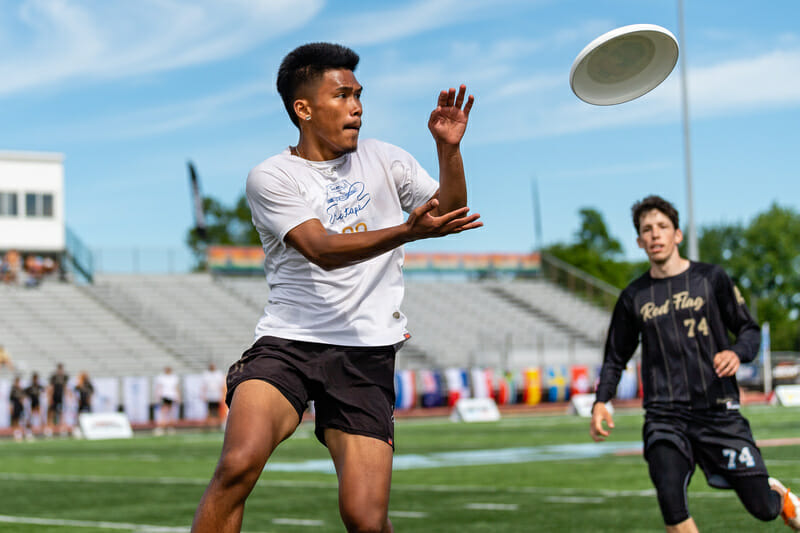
xmin=77 ymin=412 xmax=133 ymax=440
xmin=450 ymin=398 xmax=501 ymax=422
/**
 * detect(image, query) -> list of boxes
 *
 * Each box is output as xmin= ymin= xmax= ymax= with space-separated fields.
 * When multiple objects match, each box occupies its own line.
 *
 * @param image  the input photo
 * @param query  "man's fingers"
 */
xmin=446 ymin=87 xmax=456 ymax=107
xmin=454 ymin=85 xmax=466 ymax=108
xmin=463 ymin=94 xmax=474 ymax=117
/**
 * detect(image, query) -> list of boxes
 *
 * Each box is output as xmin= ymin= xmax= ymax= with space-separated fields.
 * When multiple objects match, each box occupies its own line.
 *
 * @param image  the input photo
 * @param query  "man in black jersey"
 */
xmin=590 ymin=195 xmax=799 ymax=532
xmin=48 ymin=363 xmax=69 ymax=435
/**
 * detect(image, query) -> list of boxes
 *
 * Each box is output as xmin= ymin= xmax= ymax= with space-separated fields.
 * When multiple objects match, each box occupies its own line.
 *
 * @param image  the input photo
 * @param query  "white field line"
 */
xmin=271 ymin=518 xmax=324 ymax=526
xmin=0 ymin=514 xmax=188 ymax=532
xmin=0 ymin=472 xmax=783 ymax=501
xmin=389 ymin=511 xmax=428 ymax=518
xmin=464 ymin=503 xmax=518 ymax=511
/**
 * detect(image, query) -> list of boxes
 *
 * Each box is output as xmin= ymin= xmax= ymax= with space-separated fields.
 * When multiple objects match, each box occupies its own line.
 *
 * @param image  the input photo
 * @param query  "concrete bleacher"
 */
xmin=1 ymin=274 xmax=611 ymax=377
xmin=0 ymin=282 xmax=184 ymax=376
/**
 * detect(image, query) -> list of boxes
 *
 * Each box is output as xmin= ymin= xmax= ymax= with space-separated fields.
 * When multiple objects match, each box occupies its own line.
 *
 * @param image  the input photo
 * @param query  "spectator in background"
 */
xmin=48 ymin=363 xmax=70 ymax=435
xmin=2 ymin=250 xmax=21 ymax=284
xmin=75 ymin=372 xmax=94 ymax=414
xmin=9 ymin=376 xmax=26 ymax=442
xmin=25 ymin=372 xmax=45 ymax=436
xmin=154 ymin=366 xmax=180 ymax=435
xmin=202 ymin=363 xmax=226 ymax=429
xmin=0 ymin=345 xmax=13 ymax=372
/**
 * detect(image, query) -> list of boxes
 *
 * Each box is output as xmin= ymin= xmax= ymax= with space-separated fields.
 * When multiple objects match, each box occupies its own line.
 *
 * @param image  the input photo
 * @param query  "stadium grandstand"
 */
xmin=2 ymin=148 xmax=641 ymax=436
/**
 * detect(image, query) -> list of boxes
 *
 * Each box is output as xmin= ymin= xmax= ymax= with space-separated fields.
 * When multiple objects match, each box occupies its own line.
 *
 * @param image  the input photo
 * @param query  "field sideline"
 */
xmin=1 ymin=405 xmax=798 ymax=532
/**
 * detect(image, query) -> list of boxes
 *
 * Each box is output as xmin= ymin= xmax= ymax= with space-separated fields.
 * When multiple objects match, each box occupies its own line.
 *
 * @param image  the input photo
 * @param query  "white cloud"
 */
xmin=333 ymin=0 xmax=541 ymax=46
xmin=472 ymin=44 xmax=800 ymax=144
xmin=0 ymin=0 xmax=324 ymax=96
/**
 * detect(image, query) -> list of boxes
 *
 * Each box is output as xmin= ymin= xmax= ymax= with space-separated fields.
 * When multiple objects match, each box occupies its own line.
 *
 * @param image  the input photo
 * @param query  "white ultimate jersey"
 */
xmin=246 ymin=138 xmax=439 ymax=347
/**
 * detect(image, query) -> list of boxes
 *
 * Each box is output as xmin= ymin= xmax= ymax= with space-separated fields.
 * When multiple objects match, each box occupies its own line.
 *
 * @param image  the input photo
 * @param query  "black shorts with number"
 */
xmin=226 ymin=336 xmax=396 ymax=449
xmin=643 ymin=405 xmax=768 ymax=489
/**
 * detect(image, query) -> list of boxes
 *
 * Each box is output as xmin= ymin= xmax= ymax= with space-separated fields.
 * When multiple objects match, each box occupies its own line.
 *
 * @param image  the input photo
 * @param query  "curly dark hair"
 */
xmin=631 ymin=195 xmax=680 ymax=234
xmin=276 ymin=42 xmax=360 ymax=128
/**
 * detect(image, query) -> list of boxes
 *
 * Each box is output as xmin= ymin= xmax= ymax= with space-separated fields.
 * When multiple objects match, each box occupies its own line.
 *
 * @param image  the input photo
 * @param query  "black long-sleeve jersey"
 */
xmin=595 ymin=262 xmax=761 ymax=410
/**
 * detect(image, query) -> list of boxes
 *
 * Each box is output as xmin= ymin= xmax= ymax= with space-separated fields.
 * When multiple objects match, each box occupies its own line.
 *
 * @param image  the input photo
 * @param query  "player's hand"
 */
xmin=590 ymin=402 xmax=615 ymax=442
xmin=713 ymin=350 xmax=740 ymax=377
xmin=405 ymin=198 xmax=482 ymax=241
xmin=428 ymin=85 xmax=474 ymax=146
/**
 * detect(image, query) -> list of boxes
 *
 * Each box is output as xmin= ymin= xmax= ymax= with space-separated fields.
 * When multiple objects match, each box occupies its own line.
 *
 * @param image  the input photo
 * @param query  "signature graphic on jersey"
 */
xmin=640 ymin=290 xmax=705 ymax=321
xmin=326 ymin=179 xmax=370 ymax=224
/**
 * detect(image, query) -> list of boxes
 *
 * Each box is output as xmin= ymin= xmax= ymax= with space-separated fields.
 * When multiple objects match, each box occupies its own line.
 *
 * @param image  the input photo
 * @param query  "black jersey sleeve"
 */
xmin=714 ymin=267 xmax=761 ymax=363
xmin=595 ymin=289 xmax=640 ymax=403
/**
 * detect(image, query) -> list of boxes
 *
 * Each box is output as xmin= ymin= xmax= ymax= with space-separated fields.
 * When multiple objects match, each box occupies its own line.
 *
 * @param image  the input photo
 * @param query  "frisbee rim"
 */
xmin=570 ymin=23 xmax=679 ymax=106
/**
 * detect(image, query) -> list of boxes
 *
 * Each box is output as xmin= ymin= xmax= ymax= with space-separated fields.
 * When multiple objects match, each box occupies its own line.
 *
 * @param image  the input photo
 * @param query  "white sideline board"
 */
xmin=774 ymin=385 xmax=800 ymax=407
xmin=78 ymin=412 xmax=134 ymax=440
xmin=450 ymin=398 xmax=501 ymax=422
xmin=570 ymin=393 xmax=615 ymax=418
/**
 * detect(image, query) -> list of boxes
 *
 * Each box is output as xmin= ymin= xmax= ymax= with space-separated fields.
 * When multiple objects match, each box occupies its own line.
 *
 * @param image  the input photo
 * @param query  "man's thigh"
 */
xmin=326 ymin=429 xmax=393 ymax=513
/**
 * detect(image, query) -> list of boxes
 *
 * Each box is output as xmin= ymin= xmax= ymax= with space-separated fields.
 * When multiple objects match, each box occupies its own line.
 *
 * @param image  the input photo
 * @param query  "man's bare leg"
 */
xmin=191 ymin=380 xmax=299 ymax=533
xmin=666 ymin=517 xmax=699 ymax=533
xmin=326 ymin=429 xmax=394 ymax=533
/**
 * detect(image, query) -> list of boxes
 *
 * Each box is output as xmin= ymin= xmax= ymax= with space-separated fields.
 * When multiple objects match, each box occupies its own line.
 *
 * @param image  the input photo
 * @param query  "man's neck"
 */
xmin=649 ymin=254 xmax=690 ymax=279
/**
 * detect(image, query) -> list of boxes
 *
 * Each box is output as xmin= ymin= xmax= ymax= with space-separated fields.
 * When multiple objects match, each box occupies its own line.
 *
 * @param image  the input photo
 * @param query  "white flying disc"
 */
xmin=570 ymin=24 xmax=679 ymax=106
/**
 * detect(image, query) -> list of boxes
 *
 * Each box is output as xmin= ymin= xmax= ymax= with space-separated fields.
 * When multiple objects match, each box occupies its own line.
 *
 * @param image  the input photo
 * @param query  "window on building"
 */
xmin=0 ymin=191 xmax=18 ymax=216
xmin=42 ymin=194 xmax=53 ymax=217
xmin=24 ymin=192 xmax=55 ymax=218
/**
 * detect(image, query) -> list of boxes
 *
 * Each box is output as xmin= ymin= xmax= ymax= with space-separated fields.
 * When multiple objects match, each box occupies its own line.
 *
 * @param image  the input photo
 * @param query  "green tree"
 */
xmin=700 ymin=204 xmax=800 ymax=350
xmin=544 ymin=208 xmax=645 ymax=289
xmin=186 ymin=194 xmax=260 ymax=270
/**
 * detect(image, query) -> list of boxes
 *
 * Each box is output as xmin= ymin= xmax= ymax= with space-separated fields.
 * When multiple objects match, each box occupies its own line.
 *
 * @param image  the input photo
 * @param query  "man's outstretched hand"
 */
xmin=428 ymin=85 xmax=474 ymax=146
xmin=405 ymin=198 xmax=482 ymax=241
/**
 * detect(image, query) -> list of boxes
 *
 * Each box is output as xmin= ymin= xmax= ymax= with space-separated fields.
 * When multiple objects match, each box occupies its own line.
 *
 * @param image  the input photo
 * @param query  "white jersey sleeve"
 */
xmin=382 ymin=142 xmax=439 ymax=212
xmin=246 ymin=165 xmax=317 ymax=246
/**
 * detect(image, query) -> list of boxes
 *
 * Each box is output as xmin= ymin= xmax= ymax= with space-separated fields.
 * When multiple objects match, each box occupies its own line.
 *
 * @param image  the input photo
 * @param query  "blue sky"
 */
xmin=2 ymin=0 xmax=799 ymax=270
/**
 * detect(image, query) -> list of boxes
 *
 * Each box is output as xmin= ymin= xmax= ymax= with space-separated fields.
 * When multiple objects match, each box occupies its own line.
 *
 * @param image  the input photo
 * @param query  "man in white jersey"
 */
xmin=154 ymin=366 xmax=180 ymax=435
xmin=202 ymin=363 xmax=226 ymax=428
xmin=191 ymin=42 xmax=481 ymax=533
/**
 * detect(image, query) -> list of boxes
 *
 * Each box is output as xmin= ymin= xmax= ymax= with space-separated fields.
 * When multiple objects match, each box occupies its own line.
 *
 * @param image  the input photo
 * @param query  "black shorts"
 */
xmin=11 ymin=404 xmax=24 ymax=423
xmin=643 ymin=406 xmax=768 ymax=489
xmin=207 ymin=401 xmax=221 ymax=414
xmin=226 ymin=336 xmax=397 ymax=449
xmin=50 ymin=399 xmax=64 ymax=413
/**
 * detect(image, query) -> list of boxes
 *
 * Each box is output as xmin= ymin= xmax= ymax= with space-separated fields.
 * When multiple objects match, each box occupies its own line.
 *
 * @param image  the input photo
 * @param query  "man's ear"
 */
xmin=674 ymin=228 xmax=684 ymax=244
xmin=637 ymin=235 xmax=645 ymax=249
xmin=293 ymin=98 xmax=311 ymax=123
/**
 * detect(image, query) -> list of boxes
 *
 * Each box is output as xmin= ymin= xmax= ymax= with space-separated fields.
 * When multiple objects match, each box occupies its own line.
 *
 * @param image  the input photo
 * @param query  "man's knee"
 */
xmin=213 ymin=447 xmax=263 ymax=490
xmin=731 ymin=475 xmax=783 ymax=522
xmin=647 ymin=442 xmax=693 ymax=525
xmin=340 ymin=507 xmax=388 ymax=533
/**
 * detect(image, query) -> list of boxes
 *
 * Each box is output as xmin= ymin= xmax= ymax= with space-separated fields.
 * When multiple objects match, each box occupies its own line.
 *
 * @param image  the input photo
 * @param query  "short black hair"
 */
xmin=631 ymin=195 xmax=680 ymax=234
xmin=276 ymin=42 xmax=360 ymax=128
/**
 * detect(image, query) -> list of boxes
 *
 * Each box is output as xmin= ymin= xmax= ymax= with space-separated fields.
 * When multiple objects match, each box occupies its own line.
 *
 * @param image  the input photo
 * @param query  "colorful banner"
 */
xmin=123 ymin=376 xmax=150 ymax=424
xmin=207 ymin=247 xmax=541 ymax=274
xmin=522 ymin=367 xmax=542 ymax=405
xmin=404 ymin=252 xmax=541 ymax=273
xmin=419 ymin=369 xmax=444 ymax=408
xmin=183 ymin=374 xmax=207 ymax=421
xmin=545 ymin=366 xmax=570 ymax=402
xmin=445 ymin=368 xmax=470 ymax=406
xmin=471 ymin=368 xmax=493 ymax=399
xmin=394 ymin=370 xmax=416 ymax=410
xmin=0 ymin=379 xmax=9 ymax=428
xmin=207 ymin=246 xmax=265 ymax=274
xmin=496 ymin=371 xmax=518 ymax=405
xmin=92 ymin=377 xmax=119 ymax=414
xmin=570 ymin=365 xmax=591 ymax=396
xmin=616 ymin=362 xmax=639 ymax=400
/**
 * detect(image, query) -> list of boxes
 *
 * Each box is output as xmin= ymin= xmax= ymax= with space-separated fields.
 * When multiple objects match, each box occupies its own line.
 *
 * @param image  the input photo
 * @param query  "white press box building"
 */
xmin=0 ymin=150 xmax=65 ymax=257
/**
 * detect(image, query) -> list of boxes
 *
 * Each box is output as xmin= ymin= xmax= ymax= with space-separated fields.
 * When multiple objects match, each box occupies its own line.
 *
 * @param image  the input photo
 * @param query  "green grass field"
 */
xmin=1 ymin=405 xmax=798 ymax=532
